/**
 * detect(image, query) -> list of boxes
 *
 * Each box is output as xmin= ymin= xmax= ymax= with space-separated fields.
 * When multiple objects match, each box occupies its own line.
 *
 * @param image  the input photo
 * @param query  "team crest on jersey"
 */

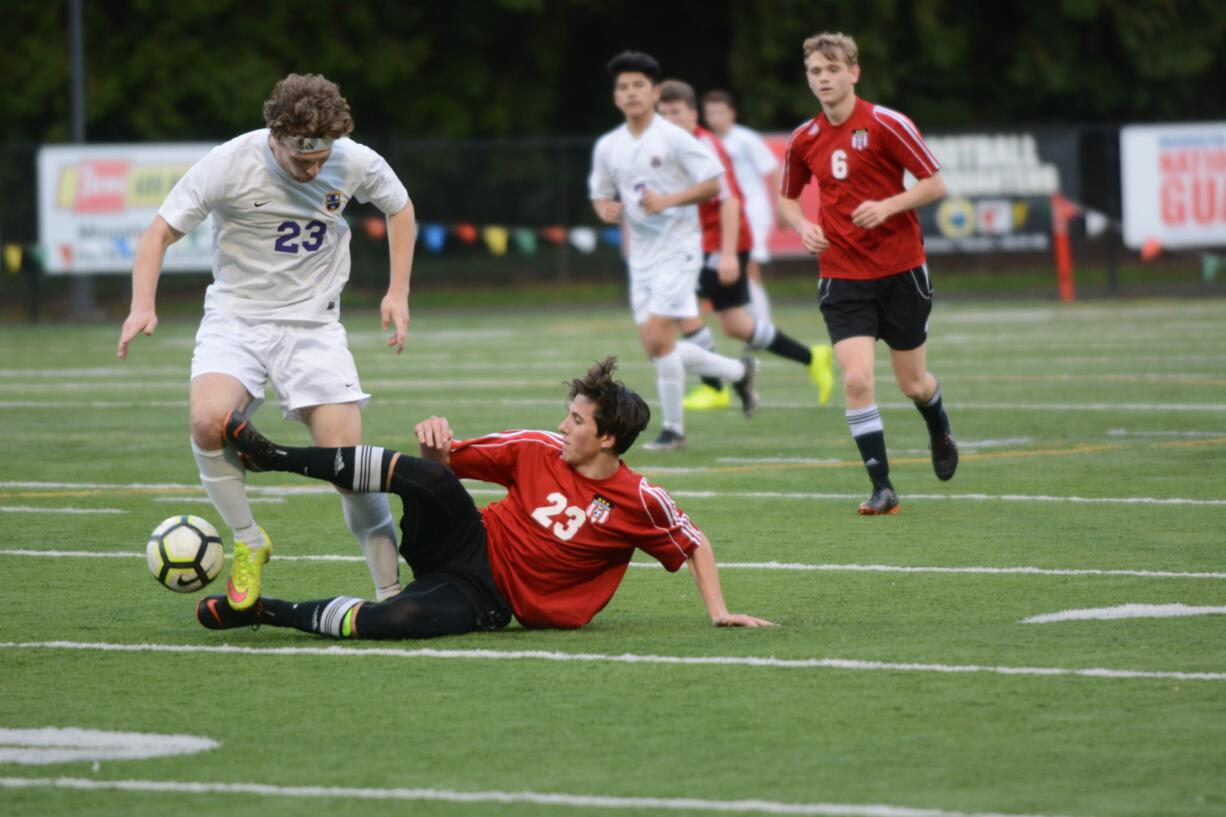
xmin=324 ymin=191 xmax=342 ymax=211
xmin=650 ymin=155 xmax=663 ymax=168
xmin=586 ymin=494 xmax=614 ymax=524
xmin=851 ymin=129 xmax=869 ymax=150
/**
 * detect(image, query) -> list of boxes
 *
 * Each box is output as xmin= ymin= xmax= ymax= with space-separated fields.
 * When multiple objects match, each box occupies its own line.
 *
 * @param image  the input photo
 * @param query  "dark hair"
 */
xmin=606 ymin=51 xmax=661 ymax=84
xmin=658 ymin=79 xmax=696 ymax=109
xmin=263 ymin=73 xmax=355 ymax=140
xmin=567 ymin=357 xmax=651 ymax=455
xmin=701 ymin=89 xmax=736 ymax=109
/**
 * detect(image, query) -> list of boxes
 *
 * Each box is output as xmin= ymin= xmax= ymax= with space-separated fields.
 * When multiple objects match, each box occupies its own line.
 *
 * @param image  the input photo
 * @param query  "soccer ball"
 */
xmin=146 ymin=515 xmax=224 ymax=593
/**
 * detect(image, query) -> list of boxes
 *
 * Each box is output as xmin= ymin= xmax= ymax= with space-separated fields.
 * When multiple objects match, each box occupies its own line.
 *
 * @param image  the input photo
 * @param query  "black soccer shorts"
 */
xmin=696 ymin=251 xmax=752 ymax=311
xmin=387 ymin=456 xmax=511 ymax=630
xmin=818 ymin=265 xmax=932 ymax=351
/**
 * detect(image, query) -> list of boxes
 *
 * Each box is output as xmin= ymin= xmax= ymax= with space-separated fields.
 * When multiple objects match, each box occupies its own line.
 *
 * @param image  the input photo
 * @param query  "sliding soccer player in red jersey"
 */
xmin=197 ymin=358 xmax=773 ymax=638
xmin=778 ymin=32 xmax=958 ymax=515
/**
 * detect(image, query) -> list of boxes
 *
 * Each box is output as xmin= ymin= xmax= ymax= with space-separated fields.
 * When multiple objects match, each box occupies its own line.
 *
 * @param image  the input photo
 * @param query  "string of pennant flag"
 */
xmin=358 ymin=217 xmax=623 ymax=256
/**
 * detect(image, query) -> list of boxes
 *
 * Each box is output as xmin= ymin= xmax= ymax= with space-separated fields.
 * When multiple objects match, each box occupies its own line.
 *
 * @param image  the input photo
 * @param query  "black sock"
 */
xmin=265 ymin=445 xmax=395 ymax=493
xmin=701 ymin=376 xmax=724 ymax=391
xmin=261 ymin=596 xmax=364 ymax=638
xmin=915 ymin=385 xmax=950 ymax=438
xmin=767 ymin=330 xmax=813 ymax=366
xmin=853 ymin=430 xmax=892 ymax=488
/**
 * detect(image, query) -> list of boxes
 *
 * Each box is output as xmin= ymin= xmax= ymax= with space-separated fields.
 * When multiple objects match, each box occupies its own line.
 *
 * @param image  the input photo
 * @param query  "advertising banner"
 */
xmin=38 ymin=143 xmax=215 ymax=274
xmin=1121 ymin=122 xmax=1226 ymax=249
xmin=762 ymin=129 xmax=1080 ymax=258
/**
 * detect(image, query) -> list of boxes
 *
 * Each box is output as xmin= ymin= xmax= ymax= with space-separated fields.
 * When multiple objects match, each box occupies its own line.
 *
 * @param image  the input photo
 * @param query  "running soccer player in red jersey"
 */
xmin=778 ymin=32 xmax=959 ymax=515
xmin=197 ymin=358 xmax=774 ymax=638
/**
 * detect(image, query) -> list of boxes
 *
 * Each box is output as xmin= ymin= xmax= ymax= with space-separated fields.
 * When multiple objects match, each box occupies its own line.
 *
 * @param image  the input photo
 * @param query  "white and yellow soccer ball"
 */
xmin=146 ymin=515 xmax=224 ymax=593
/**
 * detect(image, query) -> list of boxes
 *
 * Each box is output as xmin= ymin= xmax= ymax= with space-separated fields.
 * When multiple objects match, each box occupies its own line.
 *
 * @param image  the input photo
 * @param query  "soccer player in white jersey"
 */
xmin=702 ymin=90 xmax=783 ymax=328
xmin=117 ymin=74 xmax=415 ymax=607
xmin=589 ymin=51 xmax=758 ymax=451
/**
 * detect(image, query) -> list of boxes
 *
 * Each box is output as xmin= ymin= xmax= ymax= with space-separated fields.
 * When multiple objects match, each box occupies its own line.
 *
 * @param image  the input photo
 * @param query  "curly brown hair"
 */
xmin=568 ymin=357 xmax=650 ymax=455
xmin=262 ymin=74 xmax=355 ymax=140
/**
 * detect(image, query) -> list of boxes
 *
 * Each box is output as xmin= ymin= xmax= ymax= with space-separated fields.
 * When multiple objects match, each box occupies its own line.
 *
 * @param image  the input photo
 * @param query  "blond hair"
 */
xmin=802 ymin=32 xmax=859 ymax=66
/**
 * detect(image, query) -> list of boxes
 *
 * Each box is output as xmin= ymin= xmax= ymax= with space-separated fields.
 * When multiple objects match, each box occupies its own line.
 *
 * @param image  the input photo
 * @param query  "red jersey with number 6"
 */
xmin=450 ymin=430 xmax=702 ymax=629
xmin=781 ymin=97 xmax=940 ymax=280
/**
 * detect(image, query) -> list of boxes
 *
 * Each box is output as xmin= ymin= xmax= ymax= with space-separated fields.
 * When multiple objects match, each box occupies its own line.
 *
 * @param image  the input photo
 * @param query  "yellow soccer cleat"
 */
xmin=226 ymin=531 xmax=271 ymax=611
xmin=808 ymin=344 xmax=836 ymax=406
xmin=682 ymin=384 xmax=732 ymax=411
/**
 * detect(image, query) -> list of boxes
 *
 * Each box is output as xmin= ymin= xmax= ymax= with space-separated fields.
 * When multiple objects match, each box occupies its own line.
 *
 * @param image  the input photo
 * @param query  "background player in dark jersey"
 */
xmin=778 ymin=32 xmax=958 ymax=515
xmin=197 ymin=358 xmax=774 ymax=638
xmin=655 ymin=79 xmax=835 ymax=411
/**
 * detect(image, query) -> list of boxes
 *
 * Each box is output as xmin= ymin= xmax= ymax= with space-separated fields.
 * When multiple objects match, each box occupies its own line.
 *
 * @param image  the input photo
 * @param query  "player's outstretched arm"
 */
xmin=117 ymin=216 xmax=182 ymax=359
xmin=414 ymin=416 xmax=454 ymax=468
xmin=381 ymin=200 xmax=416 ymax=354
xmin=686 ymin=533 xmax=775 ymax=628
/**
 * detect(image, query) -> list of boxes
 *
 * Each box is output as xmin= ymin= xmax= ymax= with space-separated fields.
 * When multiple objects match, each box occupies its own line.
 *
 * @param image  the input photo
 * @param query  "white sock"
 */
xmin=684 ymin=324 xmax=717 ymax=352
xmin=748 ymin=278 xmax=772 ymax=324
xmin=676 ymin=340 xmax=745 ymax=382
xmin=748 ymin=319 xmax=777 ymax=351
xmin=191 ymin=440 xmax=264 ymax=548
xmin=653 ymin=349 xmax=685 ymax=434
xmin=341 ymin=492 xmax=401 ymax=601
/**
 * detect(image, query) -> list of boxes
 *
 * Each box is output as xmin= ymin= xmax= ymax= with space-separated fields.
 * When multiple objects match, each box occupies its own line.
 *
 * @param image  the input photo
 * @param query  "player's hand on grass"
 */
xmin=594 ymin=200 xmax=623 ymax=224
xmin=851 ymin=199 xmax=895 ymax=230
xmin=381 ymin=293 xmax=409 ymax=354
xmin=713 ymin=613 xmax=776 ymax=628
xmin=717 ymin=252 xmax=740 ymax=285
xmin=117 ymin=307 xmax=158 ymax=359
xmin=415 ymin=416 xmax=454 ymax=465
xmin=800 ymin=221 xmax=829 ymax=255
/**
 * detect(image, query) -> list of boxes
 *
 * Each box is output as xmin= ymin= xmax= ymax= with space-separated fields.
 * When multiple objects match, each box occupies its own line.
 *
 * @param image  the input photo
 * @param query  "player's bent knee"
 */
xmin=189 ymin=410 xmax=229 ymax=449
xmin=842 ymin=370 xmax=874 ymax=401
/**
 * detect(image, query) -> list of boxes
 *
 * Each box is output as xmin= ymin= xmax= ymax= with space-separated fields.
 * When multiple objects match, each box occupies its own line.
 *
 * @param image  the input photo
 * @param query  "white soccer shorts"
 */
xmin=191 ymin=310 xmax=370 ymax=422
xmin=629 ymin=256 xmax=701 ymax=325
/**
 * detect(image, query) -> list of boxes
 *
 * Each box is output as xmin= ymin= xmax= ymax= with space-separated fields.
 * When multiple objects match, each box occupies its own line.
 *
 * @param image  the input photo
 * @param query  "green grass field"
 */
xmin=2 ymin=297 xmax=1224 ymax=817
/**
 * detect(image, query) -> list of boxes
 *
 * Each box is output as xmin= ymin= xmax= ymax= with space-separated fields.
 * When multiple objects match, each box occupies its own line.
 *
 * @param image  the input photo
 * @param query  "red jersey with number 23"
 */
xmin=449 ymin=430 xmax=702 ymax=629
xmin=781 ymin=97 xmax=940 ymax=280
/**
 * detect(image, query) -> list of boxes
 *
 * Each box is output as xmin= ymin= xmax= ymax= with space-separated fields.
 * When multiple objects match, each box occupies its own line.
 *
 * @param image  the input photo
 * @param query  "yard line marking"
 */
xmin=3 ymin=480 xmax=1225 ymax=507
xmin=1107 ymin=429 xmax=1226 ymax=438
xmin=1021 ymin=604 xmax=1226 ymax=624
xmin=0 ymin=728 xmax=217 ymax=766
xmin=152 ymin=496 xmax=286 ymax=504
xmin=4 ymin=640 xmax=1224 ymax=682
xmin=0 ymin=506 xmax=125 ymax=514
xmin=5 ymin=548 xmax=1225 ymax=580
xmin=0 ymin=777 xmax=1083 ymax=817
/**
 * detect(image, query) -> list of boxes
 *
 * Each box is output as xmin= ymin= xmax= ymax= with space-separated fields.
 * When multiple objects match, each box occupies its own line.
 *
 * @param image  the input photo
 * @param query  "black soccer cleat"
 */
xmin=196 ymin=594 xmax=263 ymax=630
xmin=930 ymin=431 xmax=959 ymax=481
xmin=642 ymin=429 xmax=687 ymax=451
xmin=858 ymin=484 xmax=900 ymax=515
xmin=222 ymin=410 xmax=283 ymax=471
xmin=732 ymin=357 xmax=760 ymax=419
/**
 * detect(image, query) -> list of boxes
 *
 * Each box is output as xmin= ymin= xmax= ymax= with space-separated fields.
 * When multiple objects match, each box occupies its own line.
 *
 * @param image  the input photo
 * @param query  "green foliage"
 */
xmin=0 ymin=0 xmax=1223 ymax=140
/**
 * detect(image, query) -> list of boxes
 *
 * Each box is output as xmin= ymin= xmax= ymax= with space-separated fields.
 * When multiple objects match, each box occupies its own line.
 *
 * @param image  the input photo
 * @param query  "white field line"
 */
xmin=1021 ymin=604 xmax=1226 ymax=624
xmin=3 ymin=480 xmax=1225 ymax=507
xmin=4 ymin=640 xmax=1224 ymax=682
xmin=4 ymin=397 xmax=1226 ymax=413
xmin=0 ymin=777 xmax=1083 ymax=817
xmin=0 ymin=728 xmax=217 ymax=766
xmin=0 ymin=506 xmax=126 ymax=514
xmin=152 ymin=496 xmax=286 ymax=504
xmin=1107 ymin=429 xmax=1226 ymax=438
xmin=5 ymin=549 xmax=1225 ymax=581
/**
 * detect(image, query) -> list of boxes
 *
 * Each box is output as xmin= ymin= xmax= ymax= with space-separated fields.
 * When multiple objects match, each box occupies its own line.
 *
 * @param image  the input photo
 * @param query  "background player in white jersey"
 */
xmin=117 ymin=74 xmax=415 ymax=606
xmin=589 ymin=51 xmax=758 ymax=451
xmin=701 ymin=90 xmax=782 ymax=327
